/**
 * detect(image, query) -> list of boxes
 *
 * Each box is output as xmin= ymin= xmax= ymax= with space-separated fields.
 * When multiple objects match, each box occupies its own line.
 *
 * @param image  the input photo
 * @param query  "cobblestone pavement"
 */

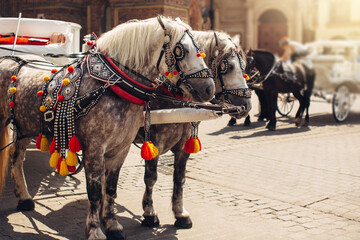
xmin=0 ymin=96 xmax=360 ymax=240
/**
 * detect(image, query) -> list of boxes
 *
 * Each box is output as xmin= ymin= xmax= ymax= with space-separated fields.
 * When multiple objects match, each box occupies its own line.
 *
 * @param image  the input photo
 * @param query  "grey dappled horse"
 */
xmin=135 ymin=31 xmax=252 ymax=228
xmin=0 ymin=17 xmax=215 ymax=239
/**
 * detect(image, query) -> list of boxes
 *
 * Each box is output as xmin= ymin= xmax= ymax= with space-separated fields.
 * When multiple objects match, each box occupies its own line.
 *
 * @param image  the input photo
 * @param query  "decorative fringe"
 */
xmin=49 ymin=150 xmax=60 ymax=167
xmin=49 ymin=138 xmax=56 ymax=154
xmin=69 ymin=135 xmax=81 ymax=152
xmin=141 ymin=141 xmax=159 ymax=160
xmin=184 ymin=136 xmax=202 ymax=154
xmin=66 ymin=151 xmax=78 ymax=166
xmin=40 ymin=135 xmax=49 ymax=152
xmin=59 ymin=158 xmax=69 ymax=176
xmin=35 ymin=133 xmax=42 ymax=150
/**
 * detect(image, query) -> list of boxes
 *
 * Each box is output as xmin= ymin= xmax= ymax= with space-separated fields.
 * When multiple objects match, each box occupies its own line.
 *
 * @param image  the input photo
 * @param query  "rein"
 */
xmin=247 ymin=58 xmax=279 ymax=87
xmin=155 ymin=20 xmax=212 ymax=89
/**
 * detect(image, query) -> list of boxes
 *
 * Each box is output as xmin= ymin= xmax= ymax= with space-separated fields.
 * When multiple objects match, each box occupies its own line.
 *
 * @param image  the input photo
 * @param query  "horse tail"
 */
xmin=0 ymin=59 xmax=11 ymax=196
xmin=0 ymin=123 xmax=10 ymax=196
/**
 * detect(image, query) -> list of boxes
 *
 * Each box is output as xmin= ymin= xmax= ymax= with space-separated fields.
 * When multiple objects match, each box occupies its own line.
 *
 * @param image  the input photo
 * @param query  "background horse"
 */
xmin=230 ymin=49 xmax=315 ymax=131
xmin=0 ymin=17 xmax=214 ymax=239
xmin=135 ymin=31 xmax=251 ymax=228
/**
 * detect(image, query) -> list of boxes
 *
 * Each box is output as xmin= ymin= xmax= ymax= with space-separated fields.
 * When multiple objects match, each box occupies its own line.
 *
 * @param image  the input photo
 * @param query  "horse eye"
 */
xmin=185 ymin=49 xmax=190 ymax=54
xmin=229 ymin=64 xmax=234 ymax=71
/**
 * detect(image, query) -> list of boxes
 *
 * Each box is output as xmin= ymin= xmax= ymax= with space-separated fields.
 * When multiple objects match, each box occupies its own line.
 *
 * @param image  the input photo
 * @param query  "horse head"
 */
xmin=245 ymin=49 xmax=276 ymax=83
xmin=96 ymin=16 xmax=215 ymax=103
xmin=193 ymin=31 xmax=252 ymax=119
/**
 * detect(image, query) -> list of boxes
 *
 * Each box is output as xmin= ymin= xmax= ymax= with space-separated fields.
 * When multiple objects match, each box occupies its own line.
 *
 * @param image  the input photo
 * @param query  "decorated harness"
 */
xmin=209 ymin=33 xmax=251 ymax=102
xmin=5 ymin=17 xmax=214 ymax=175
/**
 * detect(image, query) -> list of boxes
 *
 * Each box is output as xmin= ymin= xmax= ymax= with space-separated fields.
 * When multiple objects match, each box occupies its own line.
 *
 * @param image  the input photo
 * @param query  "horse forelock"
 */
xmin=96 ymin=17 xmax=189 ymax=72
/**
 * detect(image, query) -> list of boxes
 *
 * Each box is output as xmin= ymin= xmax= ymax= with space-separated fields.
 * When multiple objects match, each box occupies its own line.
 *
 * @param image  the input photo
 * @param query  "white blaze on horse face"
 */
xmin=222 ymin=54 xmax=248 ymax=90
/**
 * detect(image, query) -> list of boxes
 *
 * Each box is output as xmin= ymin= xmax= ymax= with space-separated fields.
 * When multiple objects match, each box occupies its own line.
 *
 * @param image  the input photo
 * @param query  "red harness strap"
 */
xmin=109 ymin=85 xmax=145 ymax=105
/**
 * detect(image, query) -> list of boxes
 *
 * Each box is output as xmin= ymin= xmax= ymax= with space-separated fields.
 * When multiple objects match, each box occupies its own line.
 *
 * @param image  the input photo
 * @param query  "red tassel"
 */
xmin=56 ymin=156 xmax=63 ymax=173
xmin=49 ymin=138 xmax=56 ymax=154
xmin=141 ymin=141 xmax=158 ymax=160
xmin=68 ymin=165 xmax=76 ymax=173
xmin=69 ymin=135 xmax=81 ymax=152
xmin=184 ymin=137 xmax=195 ymax=153
xmin=184 ymin=136 xmax=202 ymax=153
xmin=36 ymin=133 xmax=42 ymax=150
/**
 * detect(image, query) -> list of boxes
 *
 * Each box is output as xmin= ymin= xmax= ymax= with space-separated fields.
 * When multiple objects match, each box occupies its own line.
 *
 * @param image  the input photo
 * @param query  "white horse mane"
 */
xmin=96 ymin=17 xmax=190 ymax=71
xmin=193 ymin=31 xmax=245 ymax=62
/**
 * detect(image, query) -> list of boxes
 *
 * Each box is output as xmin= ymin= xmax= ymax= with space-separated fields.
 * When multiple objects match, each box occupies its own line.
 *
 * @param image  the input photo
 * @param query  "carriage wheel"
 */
xmin=68 ymin=153 xmax=84 ymax=176
xmin=332 ymin=84 xmax=351 ymax=122
xmin=277 ymin=93 xmax=294 ymax=116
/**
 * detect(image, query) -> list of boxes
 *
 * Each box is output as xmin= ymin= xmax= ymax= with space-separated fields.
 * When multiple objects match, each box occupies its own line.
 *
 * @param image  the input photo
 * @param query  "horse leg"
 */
xmin=227 ymin=117 xmax=237 ymax=126
xmin=83 ymin=150 xmax=107 ymax=240
xmin=172 ymin=147 xmax=192 ymax=228
xmin=9 ymin=138 xmax=34 ymax=211
xmin=303 ymin=92 xmax=311 ymax=126
xmin=265 ymin=93 xmax=277 ymax=131
xmin=141 ymin=156 xmax=160 ymax=227
xmin=101 ymin=151 xmax=127 ymax=240
xmin=293 ymin=92 xmax=305 ymax=126
xmin=243 ymin=115 xmax=251 ymax=126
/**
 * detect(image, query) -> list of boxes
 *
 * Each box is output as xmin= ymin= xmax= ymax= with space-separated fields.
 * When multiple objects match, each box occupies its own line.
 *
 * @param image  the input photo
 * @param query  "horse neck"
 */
xmin=254 ymin=52 xmax=274 ymax=75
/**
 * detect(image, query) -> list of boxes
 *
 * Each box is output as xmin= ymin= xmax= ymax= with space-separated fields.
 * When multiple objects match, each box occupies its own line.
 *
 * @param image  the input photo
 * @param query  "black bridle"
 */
xmin=155 ymin=18 xmax=212 ymax=89
xmin=210 ymin=33 xmax=251 ymax=101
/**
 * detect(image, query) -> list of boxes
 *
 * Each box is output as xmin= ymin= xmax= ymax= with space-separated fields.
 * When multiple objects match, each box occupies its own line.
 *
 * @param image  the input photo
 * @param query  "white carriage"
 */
xmin=306 ymin=40 xmax=360 ymax=122
xmin=0 ymin=17 xmax=81 ymax=65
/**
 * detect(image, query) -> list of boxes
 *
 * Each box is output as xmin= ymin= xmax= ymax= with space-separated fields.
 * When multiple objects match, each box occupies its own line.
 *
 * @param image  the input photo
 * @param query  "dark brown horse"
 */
xmin=229 ymin=49 xmax=315 ymax=130
xmin=0 ymin=17 xmax=215 ymax=239
xmin=135 ymin=31 xmax=252 ymax=228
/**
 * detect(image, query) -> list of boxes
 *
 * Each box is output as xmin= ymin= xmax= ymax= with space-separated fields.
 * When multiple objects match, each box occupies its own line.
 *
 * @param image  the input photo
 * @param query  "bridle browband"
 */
xmin=210 ymin=33 xmax=251 ymax=101
xmin=155 ymin=16 xmax=212 ymax=89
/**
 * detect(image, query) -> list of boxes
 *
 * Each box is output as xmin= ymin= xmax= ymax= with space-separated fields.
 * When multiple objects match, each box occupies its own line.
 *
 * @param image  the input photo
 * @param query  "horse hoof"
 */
xmin=303 ymin=121 xmax=309 ymax=127
xmin=266 ymin=124 xmax=276 ymax=131
xmin=243 ymin=122 xmax=251 ymax=127
xmin=87 ymin=228 xmax=107 ymax=240
xmin=17 ymin=199 xmax=35 ymax=211
xmin=295 ymin=118 xmax=301 ymax=126
xmin=106 ymin=230 xmax=127 ymax=240
xmin=175 ymin=217 xmax=192 ymax=229
xmin=141 ymin=215 xmax=160 ymax=227
xmin=227 ymin=118 xmax=236 ymax=126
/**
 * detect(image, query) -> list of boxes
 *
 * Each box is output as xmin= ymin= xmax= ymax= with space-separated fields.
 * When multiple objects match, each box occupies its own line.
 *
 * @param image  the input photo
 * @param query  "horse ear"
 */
xmin=157 ymin=15 xmax=167 ymax=31
xmin=232 ymin=34 xmax=240 ymax=46
xmin=213 ymin=32 xmax=220 ymax=47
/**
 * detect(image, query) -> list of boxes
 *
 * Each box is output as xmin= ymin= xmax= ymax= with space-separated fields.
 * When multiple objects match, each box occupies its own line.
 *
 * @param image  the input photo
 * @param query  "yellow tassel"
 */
xmin=168 ymin=72 xmax=173 ymax=78
xmin=201 ymin=52 xmax=206 ymax=58
xmin=43 ymin=76 xmax=50 ymax=82
xmin=193 ymin=138 xmax=201 ymax=153
xmin=63 ymin=78 xmax=70 ymax=85
xmin=40 ymin=135 xmax=49 ymax=152
xmin=40 ymin=105 xmax=46 ymax=112
xmin=10 ymin=87 xmax=17 ymax=94
xmin=59 ymin=159 xmax=69 ymax=176
xmin=66 ymin=151 xmax=78 ymax=166
xmin=49 ymin=150 xmax=60 ymax=167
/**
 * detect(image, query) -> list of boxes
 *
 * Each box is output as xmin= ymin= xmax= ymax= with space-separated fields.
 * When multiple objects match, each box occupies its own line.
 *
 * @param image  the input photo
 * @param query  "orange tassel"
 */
xmin=184 ymin=137 xmax=202 ymax=154
xmin=49 ymin=150 xmax=60 ymax=167
xmin=35 ymin=133 xmax=42 ymax=150
xmin=141 ymin=141 xmax=159 ymax=160
xmin=59 ymin=158 xmax=69 ymax=176
xmin=69 ymin=135 xmax=81 ymax=152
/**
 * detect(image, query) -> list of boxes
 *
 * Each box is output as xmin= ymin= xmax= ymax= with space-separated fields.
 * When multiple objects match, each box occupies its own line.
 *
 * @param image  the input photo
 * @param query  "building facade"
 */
xmin=1 ymin=0 xmax=212 ymax=39
xmin=213 ymin=0 xmax=360 ymax=54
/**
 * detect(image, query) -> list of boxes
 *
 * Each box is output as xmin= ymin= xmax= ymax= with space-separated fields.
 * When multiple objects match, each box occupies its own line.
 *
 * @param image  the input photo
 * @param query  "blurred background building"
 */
xmin=1 ymin=0 xmax=360 ymax=54
xmin=214 ymin=0 xmax=360 ymax=54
